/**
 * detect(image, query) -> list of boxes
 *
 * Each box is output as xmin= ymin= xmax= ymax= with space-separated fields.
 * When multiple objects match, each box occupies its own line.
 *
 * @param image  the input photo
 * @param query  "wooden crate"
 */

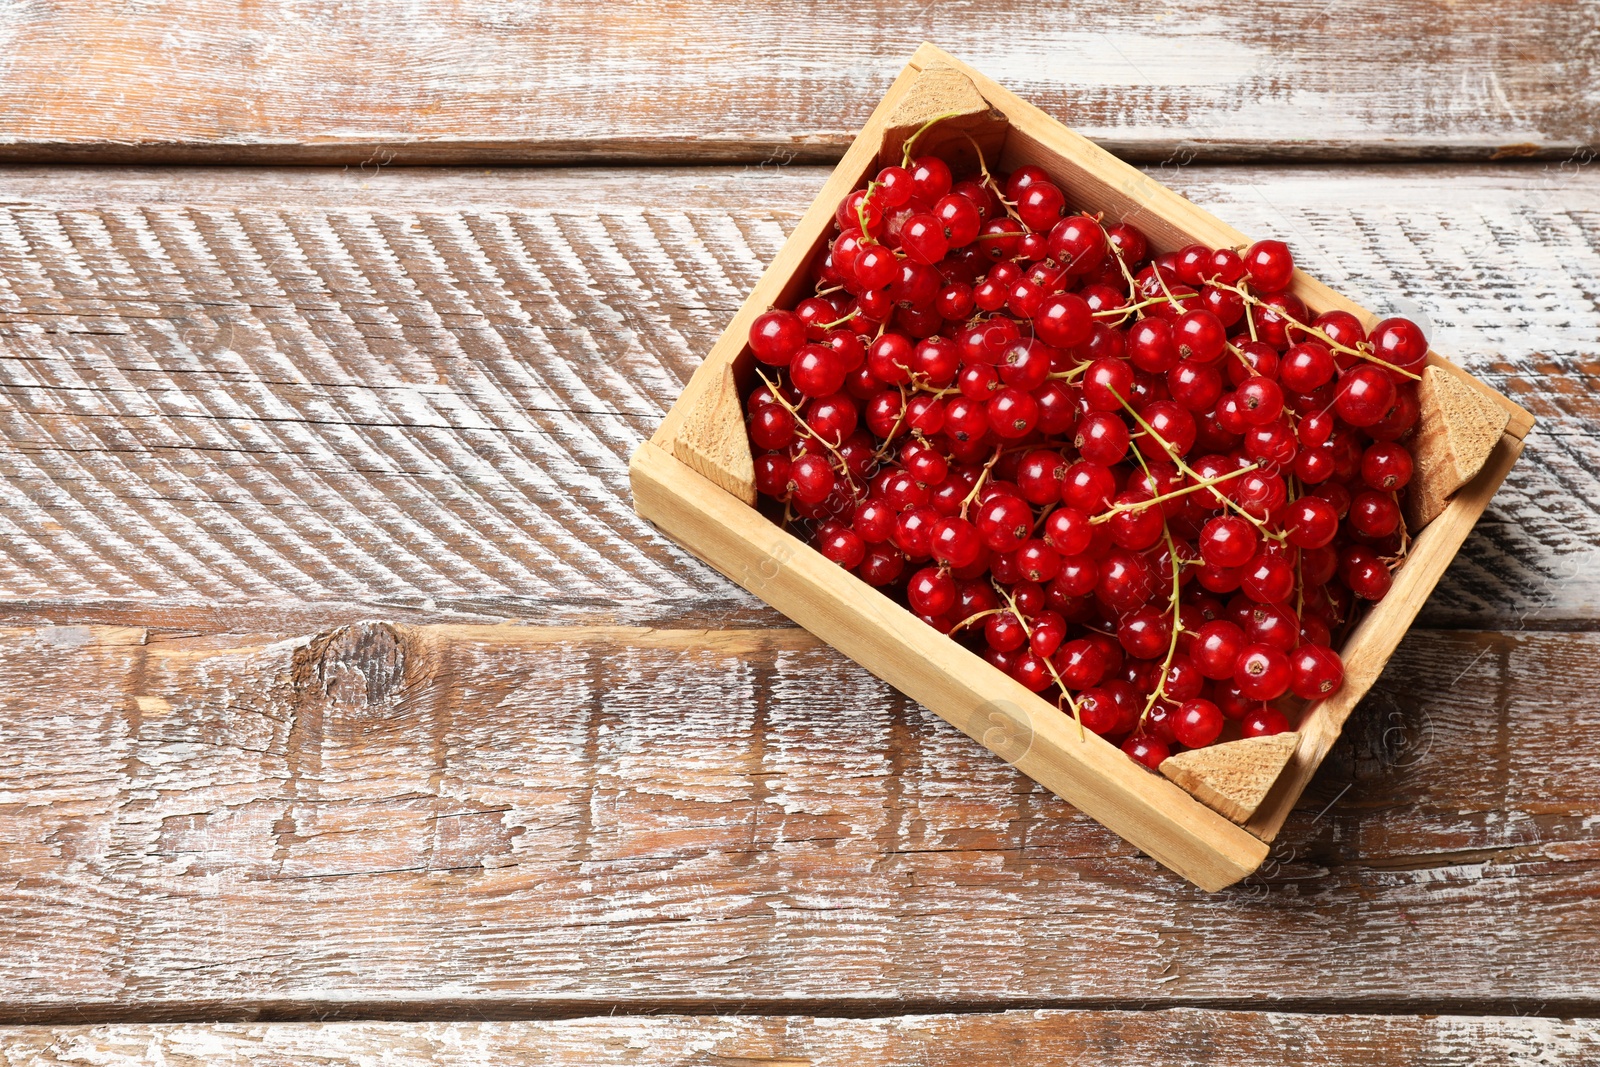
xmin=630 ymin=43 xmax=1533 ymax=891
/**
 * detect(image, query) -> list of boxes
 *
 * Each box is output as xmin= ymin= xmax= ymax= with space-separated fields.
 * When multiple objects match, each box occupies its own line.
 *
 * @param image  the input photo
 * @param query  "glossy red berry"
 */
xmin=1031 ymin=525 xmax=1086 ymax=580
xmin=1174 ymin=699 xmax=1224 ymax=748
xmin=1083 ymin=359 xmax=1134 ymax=411
xmin=1285 ymin=496 xmax=1339 ymax=549
xmin=1241 ymin=551 xmax=1295 ymax=604
xmin=788 ymin=453 xmax=836 ymax=506
xmin=1341 ymin=545 xmax=1393 ymax=601
xmin=1290 ymin=644 xmax=1345 ymax=700
xmin=1280 ymin=341 xmax=1335 ymax=393
xmin=818 ymin=523 xmax=866 ymax=570
xmin=907 ymin=566 xmax=956 ymax=616
xmin=1108 ymin=492 xmax=1165 ymax=551
xmin=1016 ymin=538 xmax=1062 ymax=583
xmin=1335 ymin=366 xmax=1397 ymax=427
xmin=1098 ymin=549 xmax=1155 ymax=612
xmin=1199 ymin=516 xmax=1258 ymax=568
xmin=1034 ymin=292 xmax=1093 ymax=348
xmin=1241 ymin=706 xmax=1291 ymax=738
xmin=973 ymin=495 xmax=1031 ymax=553
xmin=1062 ymin=461 xmax=1116 ymax=511
xmin=1208 ymin=247 xmax=1245 ymax=284
xmin=1349 ymin=490 xmax=1402 ymax=539
xmin=929 ymin=517 xmax=982 ymax=569
xmin=1168 ymin=360 xmax=1223 ymax=413
xmin=1243 ymin=239 xmax=1295 ymax=292
xmin=1015 ymin=449 xmax=1067 ymax=505
xmin=908 ymin=156 xmax=952 ymax=202
xmin=1050 ymin=638 xmax=1105 ymax=690
xmin=1137 ymin=401 xmax=1197 ymax=459
xmin=1369 ymin=317 xmax=1429 ymax=374
xmin=1118 ymin=606 xmax=1171 ymax=659
xmin=1122 ymin=734 xmax=1170 ymax=770
xmin=750 ymin=309 xmax=806 ymax=366
xmin=749 ymin=404 xmax=796 ymax=450
xmin=1362 ymin=442 xmax=1414 ymax=491
xmin=853 ymin=541 xmax=903 ymax=586
xmin=901 ymin=213 xmax=949 ymax=265
xmin=988 ymin=386 xmax=1039 ymax=439
xmin=1174 ymin=309 xmax=1226 ymax=363
xmin=1234 ymin=643 xmax=1291 ymax=700
xmin=1076 ymin=411 xmax=1130 ymax=465
xmin=1191 ymin=620 xmax=1247 ymax=680
xmin=1047 ymin=215 xmax=1106 ymax=274
xmin=1105 ymin=222 xmax=1148 ymax=264
xmin=1235 ymin=376 xmax=1284 ymax=426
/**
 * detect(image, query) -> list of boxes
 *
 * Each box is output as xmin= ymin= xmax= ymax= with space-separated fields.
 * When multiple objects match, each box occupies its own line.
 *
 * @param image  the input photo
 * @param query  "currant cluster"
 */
xmin=744 ymin=134 xmax=1423 ymax=769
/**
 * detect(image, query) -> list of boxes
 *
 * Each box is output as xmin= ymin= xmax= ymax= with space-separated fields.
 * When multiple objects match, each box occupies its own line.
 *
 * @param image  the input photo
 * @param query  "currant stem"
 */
xmin=993 ymin=580 xmax=1083 ymax=731
xmin=962 ymin=132 xmax=1025 ymax=224
xmin=1141 ymin=521 xmax=1185 ymax=729
xmin=754 ymin=367 xmax=858 ymax=487
xmin=1091 ymin=294 xmax=1170 ymax=324
xmin=1087 ymin=463 xmax=1259 ymax=524
xmin=958 ymin=448 xmax=1004 ymax=519
xmin=1114 ymin=390 xmax=1288 ymax=542
xmin=857 ymin=179 xmax=883 ymax=241
xmin=949 ymin=606 xmax=1003 ymax=634
xmin=1123 ymin=440 xmax=1184 ymax=728
xmin=1206 ymin=279 xmax=1423 ymax=381
xmin=1046 ymin=361 xmax=1092 ymax=382
xmin=901 ymin=111 xmax=967 ymax=169
xmin=867 ymin=382 xmax=914 ymax=467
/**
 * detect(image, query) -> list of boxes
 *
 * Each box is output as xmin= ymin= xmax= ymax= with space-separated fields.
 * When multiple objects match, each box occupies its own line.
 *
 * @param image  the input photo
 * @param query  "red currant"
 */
xmin=1289 ymin=643 xmax=1344 ymax=700
xmin=1241 ymin=706 xmax=1291 ymax=738
xmin=1234 ymin=643 xmax=1291 ymax=700
xmin=1243 ymin=239 xmax=1295 ymax=292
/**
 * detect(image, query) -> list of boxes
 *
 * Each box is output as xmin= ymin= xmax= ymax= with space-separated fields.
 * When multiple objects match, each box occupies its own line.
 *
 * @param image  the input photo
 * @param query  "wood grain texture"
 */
xmin=0 ymin=621 xmax=1596 ymax=1020
xmin=0 ymin=3 xmax=1593 ymax=163
xmin=0 ymin=1011 xmax=1595 ymax=1065
xmin=0 ymin=163 xmax=1593 ymax=631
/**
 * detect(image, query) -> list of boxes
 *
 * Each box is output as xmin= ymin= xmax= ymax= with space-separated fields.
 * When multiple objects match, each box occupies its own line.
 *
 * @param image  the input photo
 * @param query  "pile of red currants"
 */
xmin=743 ymin=142 xmax=1425 ymax=769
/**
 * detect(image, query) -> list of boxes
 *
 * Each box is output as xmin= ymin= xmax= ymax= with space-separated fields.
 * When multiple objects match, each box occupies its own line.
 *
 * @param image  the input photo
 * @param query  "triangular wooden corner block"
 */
xmin=670 ymin=364 xmax=756 ymax=506
xmin=878 ymin=61 xmax=1008 ymax=172
xmin=1160 ymin=732 xmax=1300 ymax=824
xmin=1405 ymin=364 xmax=1511 ymax=530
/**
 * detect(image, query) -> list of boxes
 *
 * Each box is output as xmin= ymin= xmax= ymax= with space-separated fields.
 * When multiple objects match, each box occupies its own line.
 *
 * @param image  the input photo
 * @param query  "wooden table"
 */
xmin=0 ymin=4 xmax=1596 ymax=1063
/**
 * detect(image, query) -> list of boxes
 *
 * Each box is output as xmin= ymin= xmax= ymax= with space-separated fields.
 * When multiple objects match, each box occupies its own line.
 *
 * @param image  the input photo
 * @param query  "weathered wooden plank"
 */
xmin=0 ymin=3 xmax=1593 ymax=163
xmin=0 ymin=622 xmax=1595 ymax=1019
xmin=0 ymin=1011 xmax=1594 ymax=1065
xmin=0 ymin=164 xmax=1591 ymax=629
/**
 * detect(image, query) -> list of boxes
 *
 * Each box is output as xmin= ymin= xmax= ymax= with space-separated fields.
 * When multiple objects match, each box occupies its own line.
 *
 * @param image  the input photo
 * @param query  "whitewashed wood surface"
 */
xmin=0 ymin=622 xmax=1594 ymax=1019
xmin=0 ymin=47 xmax=1593 ymax=1053
xmin=0 ymin=164 xmax=1591 ymax=631
xmin=0 ymin=1 xmax=1592 ymax=163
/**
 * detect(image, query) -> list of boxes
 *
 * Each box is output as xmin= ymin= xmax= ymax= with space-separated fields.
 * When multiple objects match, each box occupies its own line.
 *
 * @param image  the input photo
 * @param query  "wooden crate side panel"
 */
xmin=1246 ymin=431 xmax=1527 ymax=839
xmin=630 ymin=441 xmax=1268 ymax=890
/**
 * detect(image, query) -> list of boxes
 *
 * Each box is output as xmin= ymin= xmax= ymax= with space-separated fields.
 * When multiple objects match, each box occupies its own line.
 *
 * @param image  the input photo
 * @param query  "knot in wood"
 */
xmin=300 ymin=622 xmax=409 ymax=711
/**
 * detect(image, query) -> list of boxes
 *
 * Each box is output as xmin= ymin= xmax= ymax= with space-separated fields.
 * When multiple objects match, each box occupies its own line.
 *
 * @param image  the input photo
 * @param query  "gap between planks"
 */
xmin=4 ymin=995 xmax=1600 ymax=1028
